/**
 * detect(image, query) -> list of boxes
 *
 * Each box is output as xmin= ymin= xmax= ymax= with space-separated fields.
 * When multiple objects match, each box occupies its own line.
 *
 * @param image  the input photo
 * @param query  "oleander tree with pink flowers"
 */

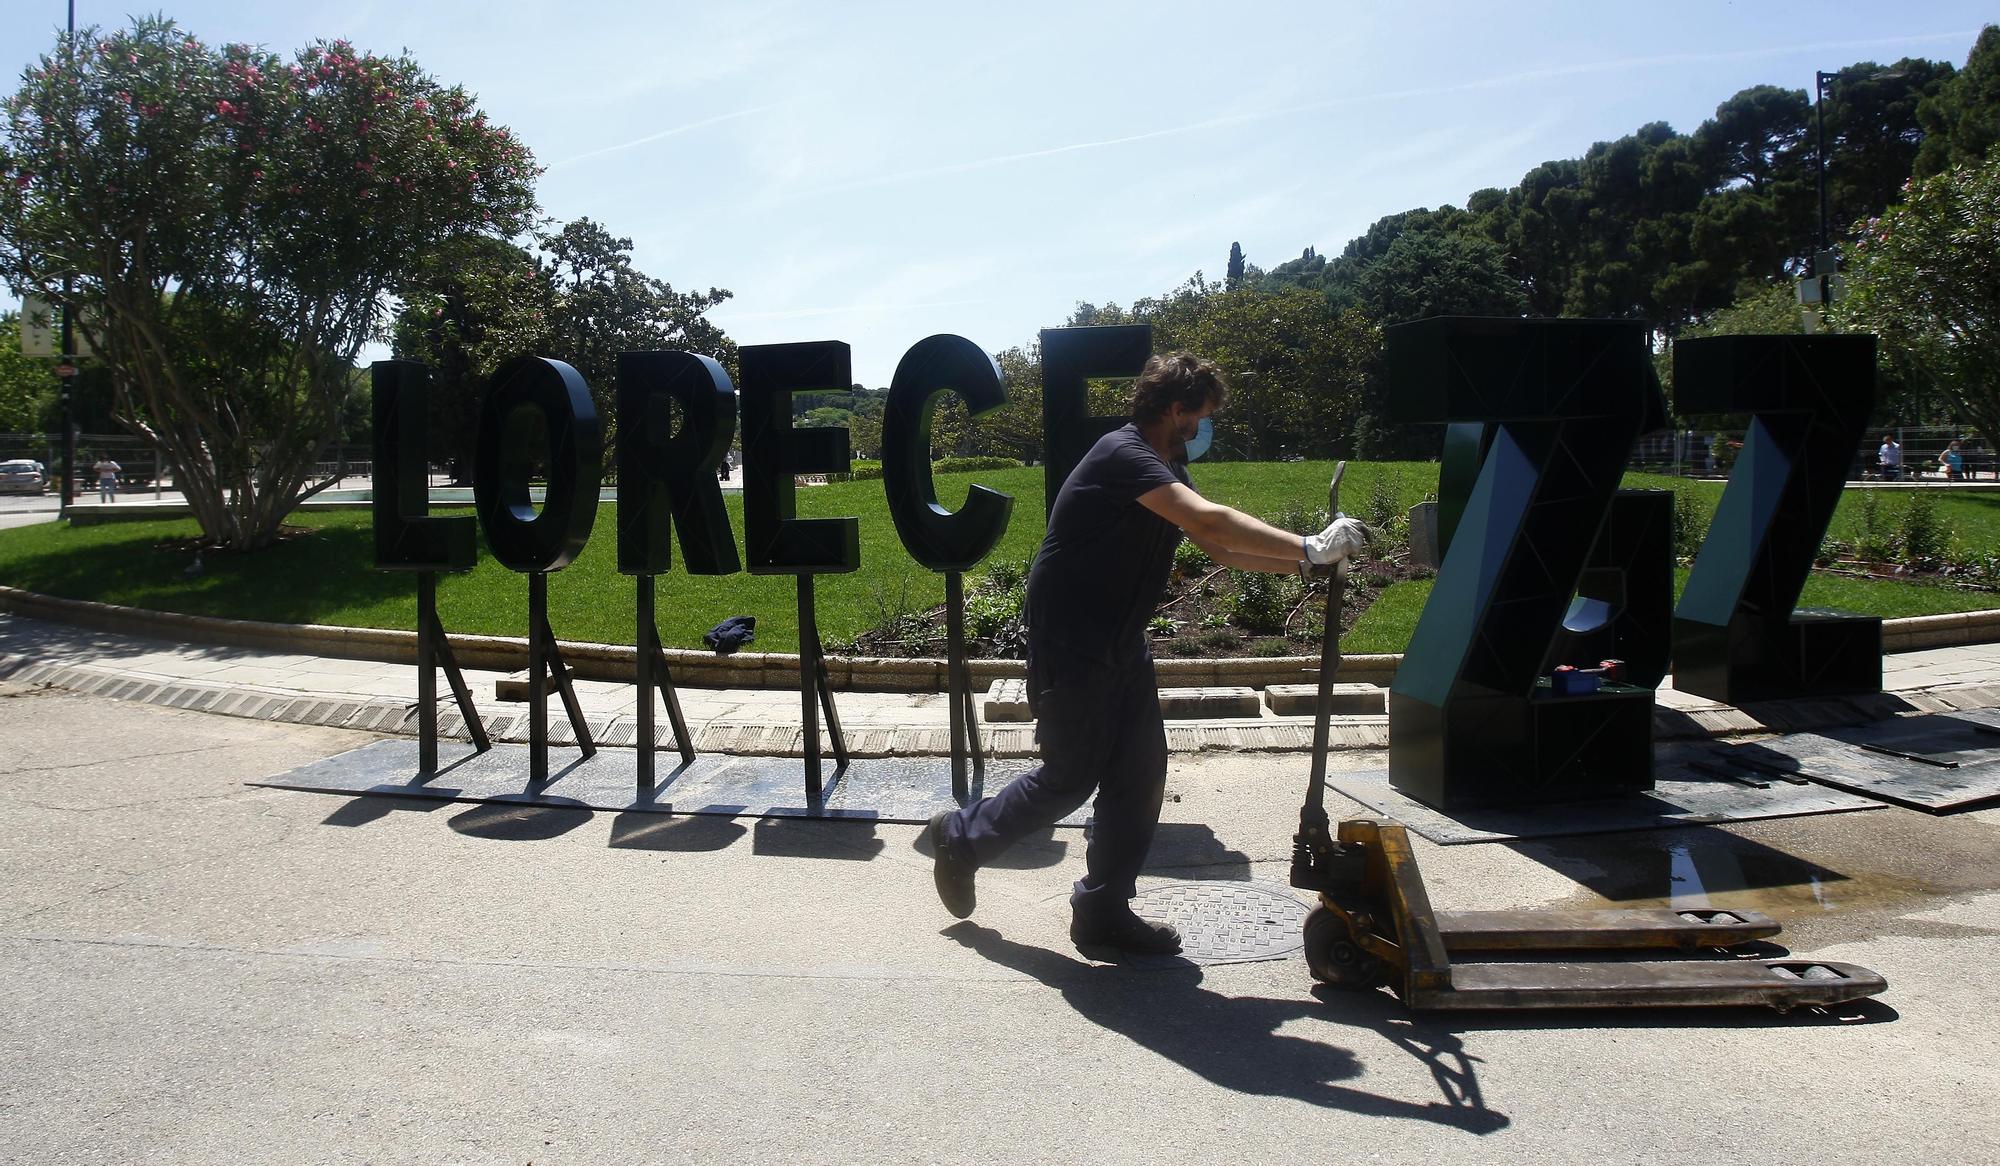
xmin=0 ymin=17 xmax=539 ymax=548
xmin=1836 ymin=155 xmax=2000 ymax=454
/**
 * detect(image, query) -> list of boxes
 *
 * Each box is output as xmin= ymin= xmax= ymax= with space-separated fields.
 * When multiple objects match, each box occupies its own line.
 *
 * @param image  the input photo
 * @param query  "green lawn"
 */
xmin=1350 ymin=569 xmax=2000 ymax=657
xmin=0 ymin=461 xmax=1426 ymax=654
xmin=1622 ymin=472 xmax=2000 ymax=554
xmin=1 ymin=461 xmax=1993 ymax=655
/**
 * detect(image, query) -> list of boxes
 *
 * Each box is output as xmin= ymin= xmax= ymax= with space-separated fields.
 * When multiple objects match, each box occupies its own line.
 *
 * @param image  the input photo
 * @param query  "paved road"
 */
xmin=3 ymin=684 xmax=1998 ymax=1165
xmin=0 ymin=494 xmax=61 ymax=531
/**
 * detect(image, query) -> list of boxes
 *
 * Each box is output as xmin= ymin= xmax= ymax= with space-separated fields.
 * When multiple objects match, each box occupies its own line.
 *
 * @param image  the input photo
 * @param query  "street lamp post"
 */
xmin=58 ymin=0 xmax=76 ymax=510
xmin=1801 ymin=66 xmax=1902 ymax=325
xmin=1812 ymin=66 xmax=1905 ymax=280
xmin=1815 ymin=70 xmax=1833 ymax=256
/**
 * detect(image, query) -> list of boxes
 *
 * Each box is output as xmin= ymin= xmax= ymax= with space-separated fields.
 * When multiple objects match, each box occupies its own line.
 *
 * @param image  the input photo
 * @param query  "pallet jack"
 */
xmin=1287 ymin=466 xmax=1887 ymax=1011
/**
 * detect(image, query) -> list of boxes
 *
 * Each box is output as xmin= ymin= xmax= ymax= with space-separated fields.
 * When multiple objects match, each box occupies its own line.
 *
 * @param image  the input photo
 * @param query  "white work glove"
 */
xmin=1304 ymin=514 xmax=1369 ymax=567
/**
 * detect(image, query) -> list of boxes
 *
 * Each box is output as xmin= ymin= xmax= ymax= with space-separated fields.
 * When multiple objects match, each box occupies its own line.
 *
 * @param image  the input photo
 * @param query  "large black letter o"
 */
xmin=474 ymin=356 xmax=603 ymax=573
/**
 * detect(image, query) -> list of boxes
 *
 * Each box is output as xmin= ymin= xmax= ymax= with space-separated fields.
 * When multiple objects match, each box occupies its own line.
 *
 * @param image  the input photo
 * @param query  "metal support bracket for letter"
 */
xmin=797 ymin=575 xmax=849 ymax=804
xmin=944 ymin=571 xmax=984 ymax=802
xmin=526 ymin=573 xmax=596 ymax=784
xmin=634 ymin=575 xmax=697 ymax=796
xmin=415 ymin=571 xmax=489 ymax=776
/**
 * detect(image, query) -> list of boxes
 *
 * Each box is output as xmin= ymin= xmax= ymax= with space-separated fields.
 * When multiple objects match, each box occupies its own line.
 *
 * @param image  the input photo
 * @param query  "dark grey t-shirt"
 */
xmin=1026 ymin=423 xmax=1190 ymax=665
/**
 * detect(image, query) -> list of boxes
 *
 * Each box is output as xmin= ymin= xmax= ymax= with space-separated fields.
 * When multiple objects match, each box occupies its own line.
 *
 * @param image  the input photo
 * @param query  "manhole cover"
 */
xmin=1130 ymin=881 xmax=1308 ymax=964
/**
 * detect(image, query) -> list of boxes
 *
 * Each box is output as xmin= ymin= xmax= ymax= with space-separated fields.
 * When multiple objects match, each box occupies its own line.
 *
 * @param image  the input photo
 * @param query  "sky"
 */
xmin=3 ymin=2 xmax=1993 ymax=388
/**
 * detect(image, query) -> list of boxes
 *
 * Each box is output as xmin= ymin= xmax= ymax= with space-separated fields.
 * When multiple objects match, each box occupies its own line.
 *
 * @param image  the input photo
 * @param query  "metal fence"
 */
xmin=0 ymin=435 xmax=381 ymax=496
xmin=4 ymin=428 xmax=1989 ymax=493
xmin=1628 ymin=425 xmax=1992 ymax=481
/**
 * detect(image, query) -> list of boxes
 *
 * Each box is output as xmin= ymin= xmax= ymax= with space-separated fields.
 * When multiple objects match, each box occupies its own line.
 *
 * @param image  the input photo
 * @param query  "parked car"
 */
xmin=0 ymin=459 xmax=46 ymax=495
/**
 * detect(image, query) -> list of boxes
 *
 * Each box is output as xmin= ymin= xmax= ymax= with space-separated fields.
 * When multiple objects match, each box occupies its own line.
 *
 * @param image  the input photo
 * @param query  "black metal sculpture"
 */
xmin=1387 ymin=318 xmax=1666 ymax=810
xmin=617 ymin=350 xmax=740 ymax=794
xmin=473 ymin=355 xmax=604 ymax=782
xmin=371 ymin=360 xmax=489 ymax=776
xmin=1434 ymin=427 xmax=1675 ymax=691
xmin=738 ymin=340 xmax=860 ymax=802
xmin=1672 ymin=335 xmax=1880 ymax=703
xmin=882 ymin=334 xmax=1015 ymax=800
xmin=1039 ymin=325 xmax=1151 ymax=518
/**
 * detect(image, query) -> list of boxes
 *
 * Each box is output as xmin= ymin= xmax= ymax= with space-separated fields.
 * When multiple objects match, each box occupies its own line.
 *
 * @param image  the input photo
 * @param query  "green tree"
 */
xmin=945 ymin=344 xmax=1044 ymax=464
xmin=1689 ymin=86 xmax=1814 ymax=284
xmin=846 ymin=408 xmax=883 ymax=460
xmin=1259 ymin=245 xmax=1324 ymax=290
xmin=1136 ymin=278 xmax=1372 ymax=460
xmin=537 ymin=217 xmax=734 ymax=420
xmin=798 ymin=406 xmax=852 ymax=428
xmin=1822 ymin=60 xmax=1955 ymax=236
xmin=1915 ymin=26 xmax=2000 ymax=177
xmin=0 ymin=312 xmax=54 ymax=430
xmin=1836 ymin=153 xmax=2000 ymax=445
xmin=1354 ymin=228 xmax=1526 ymax=324
xmin=0 ymin=18 xmax=537 ymax=548
xmin=391 ymin=217 xmax=733 ymax=475
xmin=390 ymin=235 xmax=546 ymax=481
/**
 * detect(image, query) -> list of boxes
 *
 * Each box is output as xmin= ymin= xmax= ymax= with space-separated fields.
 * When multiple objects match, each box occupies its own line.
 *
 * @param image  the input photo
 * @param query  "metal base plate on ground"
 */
xmin=254 ymin=739 xmax=1079 ymax=825
xmin=1728 ymin=709 xmax=2000 ymax=813
xmin=1323 ymin=743 xmax=1883 ymax=845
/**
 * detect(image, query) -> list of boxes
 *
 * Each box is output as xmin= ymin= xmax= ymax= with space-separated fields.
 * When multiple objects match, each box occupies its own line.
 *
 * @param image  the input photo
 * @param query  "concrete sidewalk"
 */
xmin=2 ymin=681 xmax=1997 ymax=1164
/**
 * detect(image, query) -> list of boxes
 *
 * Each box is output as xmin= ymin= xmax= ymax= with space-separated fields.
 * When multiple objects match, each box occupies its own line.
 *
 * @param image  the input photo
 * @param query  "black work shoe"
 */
xmin=1070 ymin=909 xmax=1182 ymax=955
xmin=928 ymin=811 xmax=975 ymax=919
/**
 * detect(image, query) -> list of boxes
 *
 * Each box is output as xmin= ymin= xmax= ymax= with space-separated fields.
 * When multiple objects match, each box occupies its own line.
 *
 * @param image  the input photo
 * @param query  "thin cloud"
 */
xmin=545 ymin=102 xmax=788 ymax=170
xmin=784 ymin=28 xmax=1981 ymax=202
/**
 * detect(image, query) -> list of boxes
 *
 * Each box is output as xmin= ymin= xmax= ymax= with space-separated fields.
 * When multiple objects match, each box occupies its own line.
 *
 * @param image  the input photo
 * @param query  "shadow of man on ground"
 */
xmin=945 ymin=922 xmax=1507 ymax=1134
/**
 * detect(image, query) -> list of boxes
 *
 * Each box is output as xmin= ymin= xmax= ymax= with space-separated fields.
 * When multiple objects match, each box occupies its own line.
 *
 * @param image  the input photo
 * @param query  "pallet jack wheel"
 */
xmin=1303 ymin=906 xmax=1387 ymax=989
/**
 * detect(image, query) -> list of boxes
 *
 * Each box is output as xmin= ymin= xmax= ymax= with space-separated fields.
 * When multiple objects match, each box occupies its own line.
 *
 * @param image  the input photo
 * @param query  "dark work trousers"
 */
xmin=941 ymin=648 xmax=1168 ymax=915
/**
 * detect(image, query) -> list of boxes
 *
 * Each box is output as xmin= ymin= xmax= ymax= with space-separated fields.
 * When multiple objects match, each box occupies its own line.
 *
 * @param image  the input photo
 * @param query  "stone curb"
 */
xmin=3 ymin=582 xmax=1998 ymax=694
xmin=6 ymin=649 xmax=1999 ymax=760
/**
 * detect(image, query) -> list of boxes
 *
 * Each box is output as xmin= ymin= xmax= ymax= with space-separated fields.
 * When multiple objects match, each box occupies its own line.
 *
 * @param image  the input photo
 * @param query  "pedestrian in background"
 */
xmin=91 ymin=455 xmax=121 ymax=503
xmin=1941 ymin=439 xmax=1965 ymax=481
xmin=1876 ymin=434 xmax=1902 ymax=481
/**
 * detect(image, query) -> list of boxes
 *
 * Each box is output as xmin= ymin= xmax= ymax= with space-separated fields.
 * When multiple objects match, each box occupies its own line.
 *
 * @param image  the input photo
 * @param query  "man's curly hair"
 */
xmin=1129 ymin=351 xmax=1228 ymax=424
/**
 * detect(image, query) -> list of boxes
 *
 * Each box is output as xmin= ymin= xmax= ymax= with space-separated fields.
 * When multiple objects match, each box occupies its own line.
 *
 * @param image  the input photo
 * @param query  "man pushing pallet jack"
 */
xmin=928 ymin=351 xmax=1884 ymax=1010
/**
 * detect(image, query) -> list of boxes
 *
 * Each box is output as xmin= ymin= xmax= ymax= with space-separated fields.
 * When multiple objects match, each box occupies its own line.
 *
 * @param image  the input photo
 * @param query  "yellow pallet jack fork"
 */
xmin=1288 ymin=467 xmax=1886 ymax=1012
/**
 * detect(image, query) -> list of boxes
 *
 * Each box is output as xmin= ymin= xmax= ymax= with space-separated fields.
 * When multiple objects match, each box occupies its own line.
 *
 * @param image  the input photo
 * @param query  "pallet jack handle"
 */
xmin=1299 ymin=463 xmax=1346 ymax=825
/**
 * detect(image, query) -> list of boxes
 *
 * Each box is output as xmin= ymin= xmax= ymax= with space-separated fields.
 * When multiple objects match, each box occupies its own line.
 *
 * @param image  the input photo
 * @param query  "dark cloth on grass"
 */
xmin=704 ymin=616 xmax=757 ymax=655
